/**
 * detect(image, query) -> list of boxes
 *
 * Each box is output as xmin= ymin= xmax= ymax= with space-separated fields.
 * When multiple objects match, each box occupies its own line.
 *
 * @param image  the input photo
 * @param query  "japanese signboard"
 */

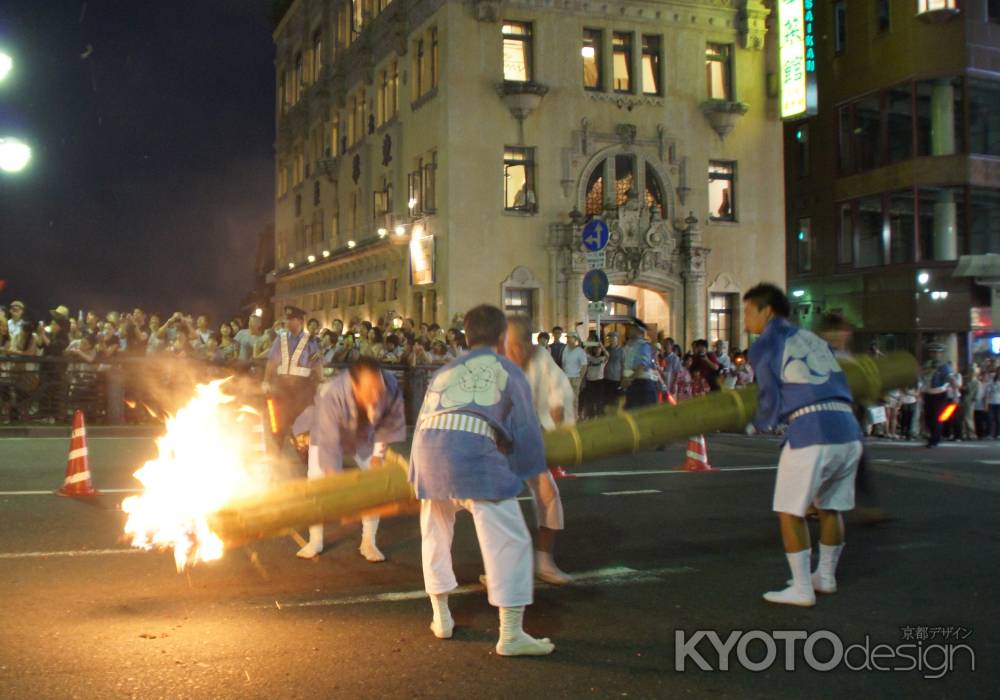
xmin=778 ymin=0 xmax=817 ymax=119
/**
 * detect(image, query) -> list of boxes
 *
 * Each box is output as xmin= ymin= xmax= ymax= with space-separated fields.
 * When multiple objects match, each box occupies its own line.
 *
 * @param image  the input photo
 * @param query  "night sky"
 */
xmin=0 ymin=1 xmax=275 ymax=322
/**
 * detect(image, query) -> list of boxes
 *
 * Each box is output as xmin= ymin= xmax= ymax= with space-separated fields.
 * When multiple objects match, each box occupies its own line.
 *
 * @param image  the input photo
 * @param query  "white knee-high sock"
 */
xmin=499 ymin=606 xmax=524 ymax=645
xmin=817 ymin=543 xmax=844 ymax=581
xmin=496 ymin=607 xmax=555 ymax=656
xmin=429 ymin=593 xmax=453 ymax=639
xmin=308 ymin=524 xmax=324 ymax=549
xmin=786 ymin=549 xmax=813 ymax=594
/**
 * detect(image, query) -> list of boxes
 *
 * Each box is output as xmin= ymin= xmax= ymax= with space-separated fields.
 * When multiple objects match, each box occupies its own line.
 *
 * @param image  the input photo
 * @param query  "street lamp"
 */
xmin=0 ymin=52 xmax=12 ymax=83
xmin=0 ymin=137 xmax=31 ymax=173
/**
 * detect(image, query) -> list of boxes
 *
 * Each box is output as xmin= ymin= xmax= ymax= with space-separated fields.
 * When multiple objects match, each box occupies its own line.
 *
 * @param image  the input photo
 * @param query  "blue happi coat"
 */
xmin=748 ymin=317 xmax=862 ymax=448
xmin=298 ymin=369 xmax=407 ymax=458
xmin=408 ymin=347 xmax=547 ymax=500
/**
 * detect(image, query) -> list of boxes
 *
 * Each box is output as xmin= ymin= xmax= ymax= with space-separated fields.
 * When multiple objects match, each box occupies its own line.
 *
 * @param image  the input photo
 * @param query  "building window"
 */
xmin=502 ymin=21 xmax=532 ymax=82
xmin=708 ymin=161 xmax=735 ymax=222
xmin=379 ymin=280 xmax=387 ymax=302
xmin=503 ymin=288 xmax=534 ymax=317
xmin=795 ymin=124 xmax=810 ymax=177
xmin=423 ymin=152 xmax=437 ymax=212
xmin=876 ymin=0 xmax=890 ymax=33
xmin=377 ymin=68 xmax=389 ymax=126
xmin=330 ymin=113 xmax=340 ymax=156
xmin=357 ymin=285 xmax=366 ymax=305
xmin=349 ymin=286 xmax=357 ymax=306
xmin=612 ymin=33 xmax=632 ymax=93
xmin=430 ymin=27 xmax=439 ymax=89
xmin=641 ymin=35 xmax=661 ymax=96
xmin=582 ymin=29 xmax=602 ymax=91
xmin=837 ymin=202 xmax=853 ymax=265
xmin=855 ymin=93 xmax=882 ymax=171
xmin=969 ymin=79 xmax=1000 ymax=156
xmin=887 ymin=84 xmax=913 ymax=163
xmin=709 ymin=294 xmax=735 ymax=347
xmin=504 ymin=147 xmax=537 ymax=212
xmin=614 ymin=155 xmax=635 ymax=206
xmin=796 ymin=218 xmax=812 ymax=273
xmin=856 ymin=195 xmax=885 ymax=268
xmin=833 ymin=1 xmax=847 ymax=53
xmin=389 ymin=61 xmax=399 ymax=117
xmin=409 ymin=159 xmax=423 ymax=215
xmin=705 ymin=43 xmax=732 ymax=100
xmin=585 ymin=166 xmax=604 ymax=215
xmin=888 ymin=190 xmax=916 ymax=264
xmin=918 ymin=186 xmax=965 ymax=261
xmin=645 ymin=163 xmax=665 ymax=218
xmin=313 ymin=180 xmax=321 ymax=206
xmin=970 ymin=188 xmax=1000 ymax=254
xmin=372 ymin=183 xmax=390 ymax=223
xmin=294 ymin=52 xmax=304 ymax=102
xmin=389 ymin=278 xmax=399 ymax=301
xmin=413 ymin=37 xmax=425 ymax=99
xmin=917 ymin=1 xmax=958 ymax=13
xmin=311 ymin=29 xmax=323 ymax=81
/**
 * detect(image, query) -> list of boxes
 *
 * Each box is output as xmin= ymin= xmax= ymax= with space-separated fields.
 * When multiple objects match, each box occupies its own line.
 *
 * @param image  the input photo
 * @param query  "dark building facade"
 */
xmin=783 ymin=0 xmax=1000 ymax=364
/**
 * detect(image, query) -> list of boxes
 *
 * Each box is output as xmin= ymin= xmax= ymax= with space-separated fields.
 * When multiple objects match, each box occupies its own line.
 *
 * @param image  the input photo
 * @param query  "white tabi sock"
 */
xmin=296 ymin=525 xmax=324 ymax=559
xmin=764 ymin=549 xmax=816 ymax=608
xmin=495 ymin=607 xmax=555 ymax=657
xmin=429 ymin=593 xmax=453 ymax=639
xmin=815 ymin=543 xmax=844 ymax=593
xmin=359 ymin=516 xmax=384 ymax=562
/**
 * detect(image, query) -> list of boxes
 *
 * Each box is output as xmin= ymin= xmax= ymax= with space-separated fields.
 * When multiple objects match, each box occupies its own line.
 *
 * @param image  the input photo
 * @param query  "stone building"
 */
xmin=272 ymin=0 xmax=785 ymax=349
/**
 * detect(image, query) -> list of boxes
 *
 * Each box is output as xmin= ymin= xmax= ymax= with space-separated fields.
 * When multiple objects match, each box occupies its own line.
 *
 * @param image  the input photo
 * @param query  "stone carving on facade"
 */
xmin=615 ymin=124 xmax=638 ymax=146
xmin=739 ymin=0 xmax=770 ymax=51
xmin=474 ymin=0 xmax=501 ymax=23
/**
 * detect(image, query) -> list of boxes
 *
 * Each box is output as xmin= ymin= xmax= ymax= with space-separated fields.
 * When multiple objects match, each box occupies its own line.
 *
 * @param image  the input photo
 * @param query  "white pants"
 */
xmin=420 ymin=498 xmax=533 ymax=609
xmin=773 ymin=441 xmax=862 ymax=517
xmin=307 ymin=445 xmax=378 ymax=536
xmin=526 ymin=469 xmax=564 ymax=531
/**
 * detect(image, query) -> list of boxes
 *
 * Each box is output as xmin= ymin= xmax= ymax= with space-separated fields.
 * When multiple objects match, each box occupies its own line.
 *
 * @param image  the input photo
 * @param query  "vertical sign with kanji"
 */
xmin=779 ymin=0 xmax=817 ymax=119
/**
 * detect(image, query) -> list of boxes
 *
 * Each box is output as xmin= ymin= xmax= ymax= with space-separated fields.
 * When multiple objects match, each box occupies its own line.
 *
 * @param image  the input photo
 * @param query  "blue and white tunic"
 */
xmin=408 ymin=347 xmax=546 ymax=501
xmin=748 ymin=317 xmax=862 ymax=448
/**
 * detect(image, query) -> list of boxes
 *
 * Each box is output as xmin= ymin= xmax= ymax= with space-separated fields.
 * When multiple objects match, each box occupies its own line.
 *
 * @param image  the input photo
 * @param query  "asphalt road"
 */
xmin=0 ymin=433 xmax=997 ymax=699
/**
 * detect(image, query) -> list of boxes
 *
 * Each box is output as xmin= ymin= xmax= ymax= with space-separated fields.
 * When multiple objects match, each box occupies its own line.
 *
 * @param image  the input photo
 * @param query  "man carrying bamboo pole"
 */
xmin=744 ymin=283 xmax=863 ymax=608
xmin=409 ymin=304 xmax=554 ymax=656
xmin=293 ymin=357 xmax=406 ymax=561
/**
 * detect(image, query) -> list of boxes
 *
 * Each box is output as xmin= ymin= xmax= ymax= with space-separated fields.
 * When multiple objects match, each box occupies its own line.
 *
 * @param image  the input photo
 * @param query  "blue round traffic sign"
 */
xmin=582 ymin=269 xmax=610 ymax=302
xmin=581 ymin=219 xmax=609 ymax=252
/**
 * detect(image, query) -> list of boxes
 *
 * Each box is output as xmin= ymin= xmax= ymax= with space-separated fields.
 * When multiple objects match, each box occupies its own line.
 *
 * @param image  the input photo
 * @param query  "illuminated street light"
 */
xmin=0 ymin=52 xmax=12 ymax=83
xmin=377 ymin=227 xmax=388 ymax=238
xmin=347 ymin=239 xmax=356 ymax=249
xmin=307 ymin=254 xmax=316 ymax=263
xmin=322 ymin=249 xmax=330 ymax=257
xmin=254 ymin=308 xmax=263 ymax=318
xmin=394 ymin=225 xmax=406 ymax=237
xmin=917 ymin=271 xmax=929 ymax=285
xmin=0 ymin=138 xmax=32 ymax=173
xmin=791 ymin=289 xmax=805 ymax=298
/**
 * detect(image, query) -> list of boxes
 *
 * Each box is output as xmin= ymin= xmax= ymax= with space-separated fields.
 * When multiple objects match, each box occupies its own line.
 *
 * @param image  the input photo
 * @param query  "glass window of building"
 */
xmin=413 ymin=38 xmax=425 ymax=99
xmin=917 ymin=1 xmax=958 ymax=13
xmin=888 ymin=190 xmax=915 ymax=264
xmin=423 ymin=151 xmax=437 ymax=212
xmin=833 ymin=1 xmax=847 ymax=53
xmin=430 ymin=28 xmax=439 ymax=89
xmin=409 ymin=159 xmax=423 ymax=215
xmin=709 ymin=294 xmax=734 ymax=346
xmin=312 ymin=29 xmax=323 ymax=81
xmin=837 ymin=107 xmax=853 ymax=174
xmin=612 ymin=33 xmax=632 ymax=93
xmin=614 ymin=155 xmax=635 ymax=206
xmin=389 ymin=61 xmax=399 ymax=118
xmin=377 ymin=68 xmax=388 ymax=125
xmin=796 ymin=218 xmax=812 ymax=272
xmin=641 ymin=35 xmax=661 ymax=96
xmin=708 ymin=161 xmax=736 ymax=222
xmin=837 ymin=202 xmax=853 ymax=264
xmin=854 ymin=93 xmax=882 ymax=171
xmin=969 ymin=79 xmax=1000 ymax=156
xmin=886 ymin=84 xmax=913 ymax=163
xmin=503 ymin=288 xmax=534 ymax=316
xmin=705 ymin=44 xmax=732 ymax=100
xmin=918 ymin=186 xmax=964 ymax=262
xmin=582 ymin=29 xmax=602 ymax=90
xmin=916 ymin=78 xmax=964 ymax=157
xmin=585 ymin=166 xmax=604 ymax=215
xmin=969 ymin=188 xmax=1000 ymax=255
xmin=504 ymin=147 xmax=537 ymax=212
xmin=856 ymin=195 xmax=885 ymax=268
xmin=502 ymin=21 xmax=532 ymax=82
xmin=644 ymin=163 xmax=665 ymax=218
xmin=294 ymin=52 xmax=304 ymax=102
xmin=876 ymin=0 xmax=890 ymax=33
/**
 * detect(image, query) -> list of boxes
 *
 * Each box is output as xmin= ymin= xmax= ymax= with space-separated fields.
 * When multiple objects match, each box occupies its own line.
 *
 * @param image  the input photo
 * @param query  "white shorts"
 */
xmin=772 ymin=441 xmax=862 ymax=517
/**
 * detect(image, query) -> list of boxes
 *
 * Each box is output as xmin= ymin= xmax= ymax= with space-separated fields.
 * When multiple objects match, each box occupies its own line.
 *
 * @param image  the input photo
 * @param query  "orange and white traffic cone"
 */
xmin=679 ymin=435 xmax=716 ymax=472
xmin=57 ymin=410 xmax=99 ymax=497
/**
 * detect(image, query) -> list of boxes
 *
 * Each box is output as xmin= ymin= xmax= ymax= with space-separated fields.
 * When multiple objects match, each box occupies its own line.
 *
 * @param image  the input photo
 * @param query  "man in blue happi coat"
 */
xmin=293 ymin=357 xmax=406 ymax=561
xmin=409 ymin=304 xmax=555 ymax=656
xmin=744 ymin=283 xmax=863 ymax=608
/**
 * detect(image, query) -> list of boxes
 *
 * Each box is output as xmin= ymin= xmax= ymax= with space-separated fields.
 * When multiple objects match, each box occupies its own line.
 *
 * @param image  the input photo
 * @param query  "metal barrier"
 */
xmin=0 ymin=354 xmax=440 ymax=427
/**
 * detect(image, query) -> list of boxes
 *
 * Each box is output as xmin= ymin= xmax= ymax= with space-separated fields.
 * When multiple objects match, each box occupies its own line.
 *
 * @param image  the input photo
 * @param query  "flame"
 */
xmin=122 ymin=379 xmax=269 ymax=571
xmin=125 ymin=400 xmax=137 ymax=409
xmin=937 ymin=403 xmax=958 ymax=423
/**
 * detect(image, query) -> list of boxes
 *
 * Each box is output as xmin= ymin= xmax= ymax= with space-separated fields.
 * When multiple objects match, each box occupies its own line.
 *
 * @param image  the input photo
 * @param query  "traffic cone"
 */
xmin=57 ymin=410 xmax=99 ymax=497
xmin=550 ymin=466 xmax=576 ymax=479
xmin=679 ymin=435 xmax=716 ymax=472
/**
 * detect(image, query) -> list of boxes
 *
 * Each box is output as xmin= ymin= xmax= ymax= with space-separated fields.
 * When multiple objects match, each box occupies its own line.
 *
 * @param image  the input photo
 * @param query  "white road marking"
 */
xmin=601 ymin=489 xmax=661 ymax=496
xmin=572 ymin=465 xmax=775 ymax=478
xmin=980 ymin=460 xmax=1000 ymax=465
xmin=0 ymin=548 xmax=143 ymax=560
xmin=0 ymin=488 xmax=141 ymax=496
xmin=267 ymin=565 xmax=697 ymax=609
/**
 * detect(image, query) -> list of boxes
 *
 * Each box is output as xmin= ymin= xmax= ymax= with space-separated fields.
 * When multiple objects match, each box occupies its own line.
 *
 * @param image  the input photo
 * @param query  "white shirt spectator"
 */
xmin=234 ymin=328 xmax=262 ymax=361
xmin=585 ymin=351 xmax=607 ymax=382
xmin=561 ymin=345 xmax=588 ymax=380
xmin=525 ymin=347 xmax=576 ymax=431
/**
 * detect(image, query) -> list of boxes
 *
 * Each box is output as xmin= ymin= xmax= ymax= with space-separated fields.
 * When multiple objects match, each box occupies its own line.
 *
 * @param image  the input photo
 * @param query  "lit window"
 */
xmin=389 ymin=61 xmax=399 ymax=118
xmin=504 ymin=147 xmax=537 ymax=212
xmin=916 ymin=1 xmax=958 ymax=13
xmin=612 ymin=33 xmax=632 ymax=93
xmin=502 ymin=21 xmax=532 ymax=82
xmin=582 ymin=29 xmax=602 ymax=90
xmin=708 ymin=161 xmax=736 ymax=222
xmin=797 ymin=218 xmax=812 ymax=272
xmin=585 ymin=166 xmax=604 ymax=215
xmin=705 ymin=43 xmax=732 ymax=100
xmin=294 ymin=53 xmax=304 ymax=102
xmin=377 ymin=68 xmax=388 ymax=126
xmin=503 ymin=288 xmax=534 ymax=316
xmin=614 ymin=155 xmax=635 ymax=206
xmin=408 ymin=161 xmax=423 ymax=215
xmin=644 ymin=163 xmax=665 ymax=218
xmin=430 ymin=27 xmax=439 ymax=89
xmin=641 ymin=35 xmax=661 ymax=95
xmin=414 ymin=37 xmax=425 ymax=98
xmin=709 ymin=294 xmax=734 ymax=346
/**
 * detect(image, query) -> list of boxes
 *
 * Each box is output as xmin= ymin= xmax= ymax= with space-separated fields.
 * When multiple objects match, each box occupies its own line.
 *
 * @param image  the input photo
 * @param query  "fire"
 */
xmin=122 ymin=379 xmax=269 ymax=571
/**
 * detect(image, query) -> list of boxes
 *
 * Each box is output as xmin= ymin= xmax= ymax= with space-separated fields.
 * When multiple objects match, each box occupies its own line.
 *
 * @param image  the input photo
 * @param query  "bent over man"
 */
xmin=409 ymin=304 xmax=555 ymax=656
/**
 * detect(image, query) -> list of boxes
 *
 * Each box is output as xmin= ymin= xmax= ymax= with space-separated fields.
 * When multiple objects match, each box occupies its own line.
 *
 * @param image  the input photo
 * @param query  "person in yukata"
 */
xmin=409 ymin=304 xmax=555 ymax=656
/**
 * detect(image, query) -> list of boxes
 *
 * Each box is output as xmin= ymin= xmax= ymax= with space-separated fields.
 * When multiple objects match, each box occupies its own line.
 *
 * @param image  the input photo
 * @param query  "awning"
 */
xmin=953 ymin=254 xmax=1000 ymax=287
